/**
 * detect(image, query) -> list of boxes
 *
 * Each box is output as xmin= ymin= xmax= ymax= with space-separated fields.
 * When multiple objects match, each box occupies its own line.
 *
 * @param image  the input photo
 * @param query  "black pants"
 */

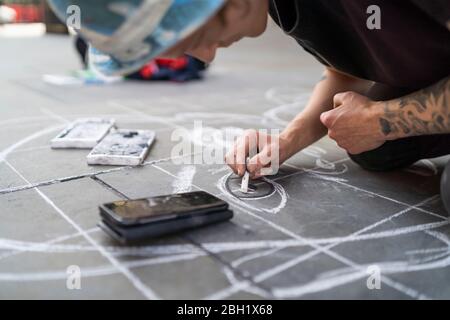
xmin=349 ymin=83 xmax=450 ymax=172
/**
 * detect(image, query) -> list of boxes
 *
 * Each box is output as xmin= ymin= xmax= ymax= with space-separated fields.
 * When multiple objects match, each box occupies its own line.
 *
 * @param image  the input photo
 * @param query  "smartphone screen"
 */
xmin=102 ymin=191 xmax=228 ymax=225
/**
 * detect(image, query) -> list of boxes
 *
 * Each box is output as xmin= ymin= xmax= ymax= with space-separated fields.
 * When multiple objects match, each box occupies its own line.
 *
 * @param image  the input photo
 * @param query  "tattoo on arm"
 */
xmin=379 ymin=76 xmax=450 ymax=137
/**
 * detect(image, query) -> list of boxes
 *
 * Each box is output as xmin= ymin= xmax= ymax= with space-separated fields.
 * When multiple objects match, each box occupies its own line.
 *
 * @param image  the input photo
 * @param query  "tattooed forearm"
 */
xmin=379 ymin=76 xmax=450 ymax=138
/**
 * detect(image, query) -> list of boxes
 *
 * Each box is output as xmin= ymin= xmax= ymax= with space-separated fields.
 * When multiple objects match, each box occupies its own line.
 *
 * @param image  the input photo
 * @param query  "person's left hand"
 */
xmin=320 ymin=91 xmax=386 ymax=155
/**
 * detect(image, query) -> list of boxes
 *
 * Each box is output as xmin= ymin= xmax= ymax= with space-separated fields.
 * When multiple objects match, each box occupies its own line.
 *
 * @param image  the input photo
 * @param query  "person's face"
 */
xmin=162 ymin=0 xmax=269 ymax=63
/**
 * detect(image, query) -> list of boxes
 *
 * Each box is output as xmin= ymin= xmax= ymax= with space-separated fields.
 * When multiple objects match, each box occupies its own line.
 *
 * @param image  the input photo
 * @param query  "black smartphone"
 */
xmin=98 ymin=191 xmax=233 ymax=244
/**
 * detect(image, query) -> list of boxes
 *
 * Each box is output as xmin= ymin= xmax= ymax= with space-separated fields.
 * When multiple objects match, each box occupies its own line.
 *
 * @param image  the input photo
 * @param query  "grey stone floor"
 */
xmin=0 ymin=23 xmax=449 ymax=300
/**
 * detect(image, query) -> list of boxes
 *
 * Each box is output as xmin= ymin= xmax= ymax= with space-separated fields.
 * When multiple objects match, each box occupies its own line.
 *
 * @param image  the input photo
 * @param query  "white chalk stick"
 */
xmin=241 ymin=171 xmax=250 ymax=193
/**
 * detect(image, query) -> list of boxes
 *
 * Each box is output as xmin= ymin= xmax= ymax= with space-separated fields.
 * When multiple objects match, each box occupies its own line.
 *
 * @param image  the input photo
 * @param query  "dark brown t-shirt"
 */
xmin=269 ymin=0 xmax=450 ymax=91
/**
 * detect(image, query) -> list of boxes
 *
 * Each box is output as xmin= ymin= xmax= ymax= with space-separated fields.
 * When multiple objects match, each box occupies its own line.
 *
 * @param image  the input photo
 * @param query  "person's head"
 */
xmin=48 ymin=0 xmax=268 ymax=76
xmin=163 ymin=0 xmax=269 ymax=63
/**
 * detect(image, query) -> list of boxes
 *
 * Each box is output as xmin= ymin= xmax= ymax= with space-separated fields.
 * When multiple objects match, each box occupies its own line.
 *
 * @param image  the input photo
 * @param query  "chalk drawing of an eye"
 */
xmin=217 ymin=173 xmax=288 ymax=215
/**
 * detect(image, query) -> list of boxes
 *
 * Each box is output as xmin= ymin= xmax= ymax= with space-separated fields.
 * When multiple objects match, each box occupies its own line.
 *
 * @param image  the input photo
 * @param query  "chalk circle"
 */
xmin=225 ymin=174 xmax=276 ymax=200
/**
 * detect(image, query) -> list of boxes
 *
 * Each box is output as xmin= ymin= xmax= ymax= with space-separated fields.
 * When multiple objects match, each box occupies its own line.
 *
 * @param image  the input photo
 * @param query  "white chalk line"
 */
xmin=406 ymin=247 xmax=449 ymax=256
xmin=282 ymin=251 xmax=450 ymax=300
xmin=271 ymin=269 xmax=428 ymax=299
xmin=206 ymin=266 xmax=272 ymax=300
xmin=262 ymin=87 xmax=310 ymax=127
xmin=231 ymin=248 xmax=284 ymax=268
xmin=260 ymin=195 xmax=447 ymax=299
xmin=410 ymin=251 xmax=450 ymax=265
xmin=4 ymin=160 xmax=160 ymax=300
xmin=0 ymin=125 xmax=64 ymax=163
xmin=0 ymin=100 xmax=227 ymax=195
xmin=0 ymin=135 xmax=436 ymax=300
xmin=174 ymin=112 xmax=261 ymax=125
xmin=207 ymin=166 xmax=229 ymax=175
xmin=0 ymin=227 xmax=100 ymax=262
xmin=6 ymin=145 xmax=51 ymax=155
xmin=254 ymin=217 xmax=447 ymax=281
xmin=200 ymin=149 xmax=442 ymax=294
xmin=0 ymin=113 xmax=218 ymax=130
xmin=0 ymin=118 xmax=177 ymax=157
xmin=284 ymin=221 xmax=450 ymax=276
xmin=0 ymin=116 xmax=52 ymax=128
xmin=1 ymin=217 xmax=447 ymax=257
xmin=271 ymin=157 xmax=350 ymax=184
xmin=424 ymin=230 xmax=450 ymax=246
xmin=172 ymin=165 xmax=196 ymax=194
xmin=0 ymin=91 xmax=442 ymax=298
xmin=107 ymin=101 xmax=185 ymax=130
xmin=217 ymin=173 xmax=288 ymax=215
xmin=150 ymin=160 xmax=434 ymax=299
xmin=0 ymin=107 xmax=70 ymax=164
xmin=0 ymin=100 xmax=221 ymax=195
xmin=0 ymin=122 xmax=53 ymax=133
xmin=0 ymin=253 xmax=204 ymax=282
xmin=152 ymin=164 xmax=279 ymax=298
xmin=117 ymin=89 xmax=446 ymax=298
xmin=205 ymin=195 xmax=440 ymax=300
xmin=264 ymin=86 xmax=310 ymax=105
xmin=0 ymin=152 xmax=202 ymax=195
xmin=0 ymin=100 xmax=346 ymax=200
xmin=260 ymin=177 xmax=288 ymax=214
xmin=0 ymin=88 xmax=314 ymax=166
xmin=39 ymin=107 xmax=71 ymax=125
xmin=130 ymin=95 xmax=267 ymax=125
xmin=285 ymin=163 xmax=447 ymax=220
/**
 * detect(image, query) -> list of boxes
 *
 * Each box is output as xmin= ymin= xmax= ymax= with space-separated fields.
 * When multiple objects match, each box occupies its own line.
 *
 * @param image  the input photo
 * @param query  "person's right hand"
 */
xmin=225 ymin=129 xmax=291 ymax=179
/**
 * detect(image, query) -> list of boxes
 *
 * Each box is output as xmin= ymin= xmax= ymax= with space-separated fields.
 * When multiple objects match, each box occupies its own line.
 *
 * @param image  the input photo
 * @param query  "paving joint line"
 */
xmin=284 ymin=163 xmax=447 ymax=220
xmin=91 ymin=176 xmax=131 ymax=200
xmin=0 ymin=153 xmax=201 ymax=196
xmin=4 ymin=159 xmax=160 ymax=300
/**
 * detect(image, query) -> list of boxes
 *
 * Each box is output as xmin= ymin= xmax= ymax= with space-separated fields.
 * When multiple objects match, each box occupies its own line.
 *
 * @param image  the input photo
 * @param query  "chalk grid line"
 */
xmin=1 ymin=107 xmax=274 ymax=299
xmin=150 ymin=163 xmax=437 ymax=299
xmin=0 ymin=103 xmax=444 ymax=221
xmin=205 ymin=195 xmax=442 ymax=299
xmin=1 ymin=108 xmax=168 ymax=299
xmin=109 ymin=100 xmax=444 ymax=298
xmin=91 ymin=167 xmax=274 ymax=299
xmin=0 ymin=103 xmax=447 ymax=299
xmin=1 ymin=150 xmax=443 ymax=298
xmin=4 ymin=159 xmax=161 ymax=300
